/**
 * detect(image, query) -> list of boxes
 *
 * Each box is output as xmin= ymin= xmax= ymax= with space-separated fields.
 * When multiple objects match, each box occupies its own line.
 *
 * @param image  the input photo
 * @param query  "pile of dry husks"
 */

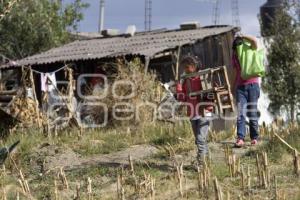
xmin=7 ymin=96 xmax=46 ymax=127
xmin=85 ymin=58 xmax=162 ymax=128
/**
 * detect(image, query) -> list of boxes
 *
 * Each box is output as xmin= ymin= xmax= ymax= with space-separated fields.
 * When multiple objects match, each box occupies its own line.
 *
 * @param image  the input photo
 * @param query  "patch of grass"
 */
xmin=134 ymin=164 xmax=164 ymax=178
xmin=143 ymin=121 xmax=192 ymax=146
xmin=262 ymin=129 xmax=300 ymax=163
xmin=66 ymin=166 xmax=117 ymax=180
xmin=72 ymin=131 xmax=130 ymax=156
xmin=211 ymin=163 xmax=229 ymax=181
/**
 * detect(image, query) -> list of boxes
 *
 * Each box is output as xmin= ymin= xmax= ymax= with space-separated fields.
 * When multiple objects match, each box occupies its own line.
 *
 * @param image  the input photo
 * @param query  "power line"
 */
xmin=212 ymin=0 xmax=220 ymax=25
xmin=231 ymin=0 xmax=241 ymax=27
xmin=145 ymin=0 xmax=152 ymax=31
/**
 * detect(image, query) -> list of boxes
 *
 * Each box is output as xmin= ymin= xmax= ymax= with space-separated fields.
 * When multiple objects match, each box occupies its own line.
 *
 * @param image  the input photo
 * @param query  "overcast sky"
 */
xmin=67 ymin=0 xmax=267 ymax=36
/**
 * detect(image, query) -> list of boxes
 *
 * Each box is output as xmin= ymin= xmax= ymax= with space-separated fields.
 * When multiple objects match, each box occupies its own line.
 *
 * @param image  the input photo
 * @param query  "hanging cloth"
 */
xmin=41 ymin=73 xmax=57 ymax=92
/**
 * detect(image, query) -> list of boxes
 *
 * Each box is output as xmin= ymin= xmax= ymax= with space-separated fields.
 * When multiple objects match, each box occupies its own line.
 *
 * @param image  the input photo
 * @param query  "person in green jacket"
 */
xmin=232 ymin=35 xmax=261 ymax=147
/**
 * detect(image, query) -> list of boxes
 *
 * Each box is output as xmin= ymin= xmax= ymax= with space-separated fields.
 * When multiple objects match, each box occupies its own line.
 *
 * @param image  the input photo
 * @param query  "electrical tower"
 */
xmin=212 ymin=0 xmax=220 ymax=25
xmin=145 ymin=0 xmax=152 ymax=31
xmin=98 ymin=0 xmax=105 ymax=32
xmin=231 ymin=0 xmax=241 ymax=27
xmin=211 ymin=0 xmax=241 ymax=27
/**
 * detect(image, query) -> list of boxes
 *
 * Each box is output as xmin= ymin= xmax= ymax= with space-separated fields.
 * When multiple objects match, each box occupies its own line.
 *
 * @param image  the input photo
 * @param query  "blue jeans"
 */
xmin=190 ymin=118 xmax=210 ymax=158
xmin=236 ymin=83 xmax=260 ymax=140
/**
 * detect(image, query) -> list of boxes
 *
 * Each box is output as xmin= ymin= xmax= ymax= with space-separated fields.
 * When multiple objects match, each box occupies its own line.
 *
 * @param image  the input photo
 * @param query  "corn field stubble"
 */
xmin=0 ymin=122 xmax=299 ymax=199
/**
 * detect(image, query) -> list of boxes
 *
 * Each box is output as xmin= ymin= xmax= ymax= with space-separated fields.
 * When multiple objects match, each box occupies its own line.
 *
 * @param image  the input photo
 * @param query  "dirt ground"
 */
xmin=1 ymin=124 xmax=299 ymax=200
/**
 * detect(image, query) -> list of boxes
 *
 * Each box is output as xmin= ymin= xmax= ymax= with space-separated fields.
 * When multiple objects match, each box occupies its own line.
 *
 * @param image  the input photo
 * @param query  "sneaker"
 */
xmin=251 ymin=139 xmax=258 ymax=145
xmin=191 ymin=158 xmax=204 ymax=172
xmin=235 ymin=138 xmax=244 ymax=148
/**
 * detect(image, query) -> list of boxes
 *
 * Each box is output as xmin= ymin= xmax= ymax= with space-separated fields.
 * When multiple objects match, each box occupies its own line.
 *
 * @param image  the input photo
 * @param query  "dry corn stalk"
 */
xmin=0 ymin=0 xmax=19 ymax=22
xmin=58 ymin=167 xmax=69 ymax=189
xmin=247 ymin=166 xmax=251 ymax=191
xmin=224 ymin=145 xmax=239 ymax=177
xmin=87 ymin=177 xmax=92 ymax=200
xmin=197 ymin=166 xmax=203 ymax=194
xmin=197 ymin=160 xmax=211 ymax=196
xmin=274 ymin=175 xmax=278 ymax=200
xmin=256 ymin=153 xmax=262 ymax=186
xmin=255 ymin=152 xmax=270 ymax=188
xmin=18 ymin=169 xmax=30 ymax=195
xmin=2 ymin=187 xmax=7 ymax=200
xmin=75 ymin=182 xmax=80 ymax=200
xmin=117 ymin=168 xmax=125 ymax=200
xmin=176 ymin=162 xmax=184 ymax=197
xmin=241 ymin=165 xmax=245 ymax=191
xmin=16 ymin=192 xmax=19 ymax=200
xmin=54 ymin=180 xmax=58 ymax=200
xmin=128 ymin=154 xmax=134 ymax=174
xmin=262 ymin=152 xmax=269 ymax=188
xmin=213 ymin=177 xmax=223 ymax=200
xmin=226 ymin=191 xmax=230 ymax=200
xmin=150 ymin=178 xmax=155 ymax=200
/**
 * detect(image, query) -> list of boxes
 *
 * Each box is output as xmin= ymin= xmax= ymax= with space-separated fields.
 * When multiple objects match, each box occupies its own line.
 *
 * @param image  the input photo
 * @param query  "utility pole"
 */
xmin=58 ymin=0 xmax=63 ymax=14
xmin=145 ymin=0 xmax=152 ymax=31
xmin=297 ymin=0 xmax=300 ymax=23
xmin=98 ymin=0 xmax=105 ymax=33
xmin=212 ymin=0 xmax=220 ymax=25
xmin=231 ymin=0 xmax=241 ymax=27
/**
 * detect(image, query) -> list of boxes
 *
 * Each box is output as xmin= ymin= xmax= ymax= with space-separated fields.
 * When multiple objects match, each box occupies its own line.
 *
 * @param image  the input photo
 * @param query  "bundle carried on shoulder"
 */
xmin=236 ymin=41 xmax=265 ymax=79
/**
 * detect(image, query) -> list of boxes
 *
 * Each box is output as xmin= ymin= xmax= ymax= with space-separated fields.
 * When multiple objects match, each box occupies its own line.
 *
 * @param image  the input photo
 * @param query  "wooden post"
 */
xmin=175 ymin=46 xmax=182 ymax=81
xmin=294 ymin=150 xmax=299 ymax=176
xmin=67 ymin=67 xmax=74 ymax=120
xmin=28 ymin=66 xmax=42 ymax=127
xmin=144 ymin=57 xmax=150 ymax=74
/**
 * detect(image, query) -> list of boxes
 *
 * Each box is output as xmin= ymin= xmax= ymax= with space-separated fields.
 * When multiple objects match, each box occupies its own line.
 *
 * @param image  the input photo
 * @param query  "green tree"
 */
xmin=0 ymin=0 xmax=89 ymax=60
xmin=262 ymin=1 xmax=300 ymax=121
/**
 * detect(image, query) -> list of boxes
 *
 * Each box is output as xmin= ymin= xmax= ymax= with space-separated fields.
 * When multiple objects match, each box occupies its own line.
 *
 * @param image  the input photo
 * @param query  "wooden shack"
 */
xmin=0 ymin=24 xmax=239 ymax=130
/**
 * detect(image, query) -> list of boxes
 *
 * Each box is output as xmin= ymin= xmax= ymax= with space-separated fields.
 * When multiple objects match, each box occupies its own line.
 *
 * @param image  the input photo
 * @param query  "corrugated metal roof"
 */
xmin=1 ymin=25 xmax=237 ymax=69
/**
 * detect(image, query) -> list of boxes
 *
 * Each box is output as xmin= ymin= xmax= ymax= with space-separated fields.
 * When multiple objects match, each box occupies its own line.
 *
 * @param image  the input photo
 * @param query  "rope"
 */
xmin=22 ymin=65 xmax=69 ymax=75
xmin=21 ymin=61 xmax=121 ymax=75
